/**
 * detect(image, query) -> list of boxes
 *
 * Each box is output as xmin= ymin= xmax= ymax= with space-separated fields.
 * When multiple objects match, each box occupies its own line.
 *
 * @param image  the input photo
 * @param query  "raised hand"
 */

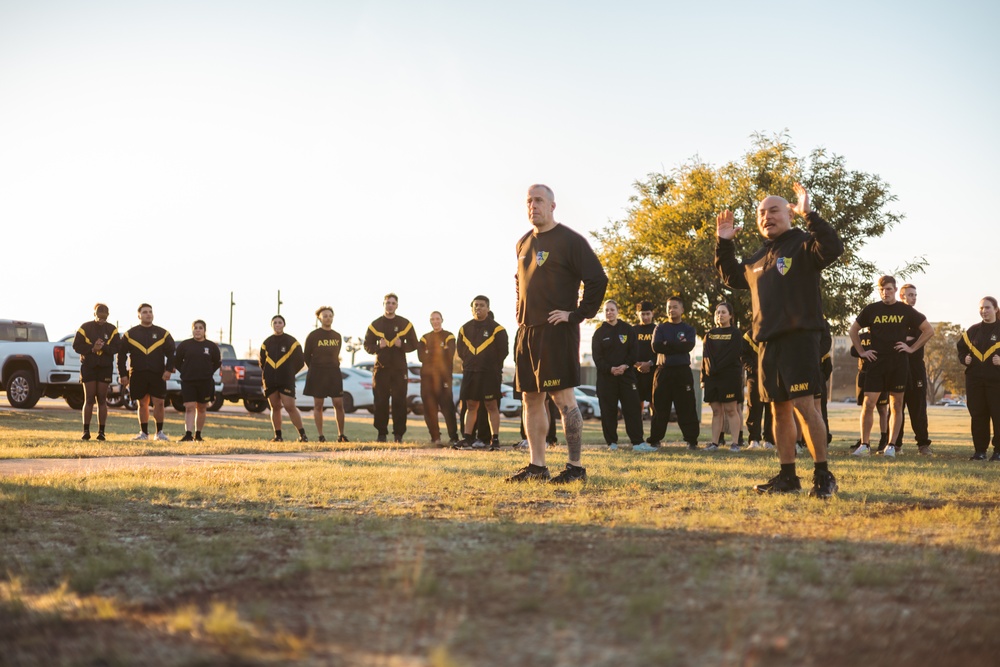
xmin=790 ymin=182 xmax=811 ymax=217
xmin=716 ymin=210 xmax=738 ymax=240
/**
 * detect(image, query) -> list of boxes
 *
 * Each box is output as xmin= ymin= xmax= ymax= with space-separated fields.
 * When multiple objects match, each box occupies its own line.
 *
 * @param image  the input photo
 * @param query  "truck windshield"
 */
xmin=0 ymin=322 xmax=48 ymax=342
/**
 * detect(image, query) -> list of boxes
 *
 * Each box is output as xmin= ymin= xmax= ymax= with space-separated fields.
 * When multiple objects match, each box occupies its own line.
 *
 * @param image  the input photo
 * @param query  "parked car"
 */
xmin=574 ymin=387 xmax=600 ymax=419
xmin=217 ymin=343 xmax=267 ymax=413
xmin=1 ymin=320 xmax=82 ymax=409
xmin=353 ymin=361 xmax=422 ymax=413
xmin=294 ymin=367 xmax=375 ymax=413
xmin=937 ymin=398 xmax=967 ymax=407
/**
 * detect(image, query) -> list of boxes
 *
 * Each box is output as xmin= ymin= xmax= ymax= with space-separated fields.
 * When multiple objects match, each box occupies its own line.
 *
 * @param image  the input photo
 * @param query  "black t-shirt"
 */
xmin=855 ymin=301 xmax=926 ymax=355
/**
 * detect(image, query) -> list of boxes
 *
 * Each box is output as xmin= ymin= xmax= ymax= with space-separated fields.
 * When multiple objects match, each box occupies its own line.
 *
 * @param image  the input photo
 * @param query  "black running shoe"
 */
xmin=686 ymin=442 xmax=698 ymax=450
xmin=270 ymin=436 xmax=283 ymax=442
xmin=194 ymin=434 xmax=203 ymax=442
xmin=505 ymin=464 xmax=551 ymax=482
xmin=318 ymin=435 xmax=326 ymax=443
xmin=376 ymin=435 xmax=387 ymax=443
xmin=550 ymin=464 xmax=587 ymax=484
xmin=489 ymin=437 xmax=501 ymax=451
xmin=299 ymin=434 xmax=309 ymax=443
xmin=338 ymin=435 xmax=349 ymax=443
xmin=81 ymin=432 xmax=91 ymax=441
xmin=808 ymin=470 xmax=838 ymax=499
xmin=96 ymin=433 xmax=106 ymax=441
xmin=393 ymin=437 xmax=403 ymax=444
xmin=754 ymin=472 xmax=802 ymax=494
xmin=971 ymin=452 xmax=987 ymax=461
xmin=179 ymin=433 xmax=194 ymax=442
xmin=990 ymin=450 xmax=1000 ymax=462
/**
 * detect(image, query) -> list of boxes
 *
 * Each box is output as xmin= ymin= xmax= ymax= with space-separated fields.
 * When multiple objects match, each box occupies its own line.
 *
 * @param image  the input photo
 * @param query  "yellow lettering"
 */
xmin=317 ymin=339 xmax=341 ymax=347
xmin=790 ymin=382 xmax=809 ymax=392
xmin=542 ymin=379 xmax=561 ymax=388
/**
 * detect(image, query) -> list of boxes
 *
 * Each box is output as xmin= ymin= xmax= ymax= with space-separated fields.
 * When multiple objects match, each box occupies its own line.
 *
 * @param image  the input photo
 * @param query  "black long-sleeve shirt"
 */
xmin=716 ymin=212 xmax=843 ymax=341
xmin=73 ymin=321 xmax=120 ymax=370
xmin=174 ymin=338 xmax=222 ymax=381
xmin=702 ymin=326 xmax=741 ymax=378
xmin=457 ymin=316 xmax=508 ymax=373
xmin=652 ymin=321 xmax=696 ymax=367
xmin=515 ymin=223 xmax=608 ymax=326
xmin=634 ymin=322 xmax=657 ymax=366
xmin=418 ymin=329 xmax=456 ymax=378
xmin=363 ymin=316 xmax=417 ymax=371
xmin=592 ymin=320 xmax=637 ymax=374
xmin=303 ymin=328 xmax=343 ymax=368
xmin=118 ymin=325 xmax=175 ymax=376
xmin=741 ymin=329 xmax=759 ymax=377
xmin=958 ymin=320 xmax=1000 ymax=382
xmin=260 ymin=333 xmax=304 ymax=389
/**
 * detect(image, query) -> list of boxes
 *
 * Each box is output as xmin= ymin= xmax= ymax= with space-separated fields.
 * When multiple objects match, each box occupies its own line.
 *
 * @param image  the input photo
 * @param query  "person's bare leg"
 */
xmin=772 ymin=401 xmax=798 ymax=464
xmin=196 ymin=403 xmax=207 ymax=431
xmin=861 ymin=393 xmax=879 ymax=443
xmin=96 ymin=383 xmax=109 ymax=427
xmin=550 ymin=387 xmax=583 ymax=466
xmin=281 ymin=394 xmax=305 ymax=431
xmin=184 ymin=402 xmax=197 ymax=432
xmin=487 ymin=400 xmax=501 ymax=438
xmin=464 ymin=400 xmax=481 ymax=436
xmin=268 ymin=393 xmax=283 ymax=432
xmin=82 ymin=381 xmax=97 ymax=428
xmin=523 ymin=392 xmax=549 ymax=467
xmin=710 ymin=402 xmax=724 ymax=443
xmin=152 ymin=397 xmax=165 ymax=426
xmin=791 ymin=394 xmax=828 ymax=462
xmin=723 ymin=402 xmax=741 ymax=443
xmin=313 ymin=397 xmax=325 ymax=437
xmin=333 ymin=397 xmax=346 ymax=437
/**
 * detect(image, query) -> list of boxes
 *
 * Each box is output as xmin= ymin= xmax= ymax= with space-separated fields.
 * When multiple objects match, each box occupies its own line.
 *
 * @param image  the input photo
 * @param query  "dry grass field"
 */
xmin=1 ymin=402 xmax=998 ymax=666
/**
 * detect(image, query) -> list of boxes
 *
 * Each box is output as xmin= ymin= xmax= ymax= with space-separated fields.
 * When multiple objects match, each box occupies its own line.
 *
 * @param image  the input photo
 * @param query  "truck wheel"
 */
xmin=244 ymin=399 xmax=267 ymax=413
xmin=207 ymin=394 xmax=225 ymax=412
xmin=170 ymin=396 xmax=186 ymax=412
xmin=106 ymin=389 xmax=126 ymax=408
xmin=6 ymin=370 xmax=41 ymax=409
xmin=64 ymin=390 xmax=85 ymax=410
xmin=342 ymin=393 xmax=355 ymax=414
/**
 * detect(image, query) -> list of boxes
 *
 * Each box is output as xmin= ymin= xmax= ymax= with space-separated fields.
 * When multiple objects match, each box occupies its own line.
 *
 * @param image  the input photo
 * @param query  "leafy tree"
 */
xmin=924 ymin=322 xmax=966 ymax=401
xmin=593 ymin=132 xmax=925 ymax=335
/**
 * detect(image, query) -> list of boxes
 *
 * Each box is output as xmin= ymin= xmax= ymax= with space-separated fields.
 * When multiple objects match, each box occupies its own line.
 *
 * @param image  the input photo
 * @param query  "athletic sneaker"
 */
xmin=194 ymin=434 xmax=203 ymax=442
xmin=705 ymin=443 xmax=719 ymax=451
xmin=808 ymin=470 xmax=839 ymax=499
xmin=686 ymin=442 xmax=698 ymax=450
xmin=393 ymin=437 xmax=403 ymax=444
xmin=970 ymin=452 xmax=987 ymax=461
xmin=270 ymin=436 xmax=283 ymax=442
xmin=489 ymin=437 xmax=501 ymax=451
xmin=376 ymin=435 xmax=387 ymax=443
xmin=730 ymin=443 xmax=741 ymax=453
xmin=96 ymin=433 xmax=106 ymax=441
xmin=550 ymin=464 xmax=587 ymax=484
xmin=318 ymin=435 xmax=327 ymax=443
xmin=763 ymin=441 xmax=775 ymax=450
xmin=298 ymin=434 xmax=309 ymax=443
xmin=746 ymin=440 xmax=761 ymax=450
xmin=505 ymin=464 xmax=551 ymax=482
xmin=990 ymin=451 xmax=1000 ymax=462
xmin=448 ymin=437 xmax=460 ymax=447
xmin=452 ymin=438 xmax=471 ymax=450
xmin=470 ymin=439 xmax=488 ymax=450
xmin=179 ymin=433 xmax=194 ymax=442
xmin=338 ymin=435 xmax=349 ymax=443
xmin=850 ymin=443 xmax=871 ymax=457
xmin=918 ymin=445 xmax=932 ymax=455
xmin=754 ymin=472 xmax=802 ymax=494
xmin=131 ymin=432 xmax=149 ymax=441
xmin=633 ymin=442 xmax=657 ymax=453
xmin=607 ymin=443 xmax=618 ymax=451
xmin=81 ymin=432 xmax=91 ymax=441
xmin=883 ymin=445 xmax=896 ymax=458
xmin=155 ymin=431 xmax=169 ymax=441
xmin=515 ymin=439 xmax=530 ymax=450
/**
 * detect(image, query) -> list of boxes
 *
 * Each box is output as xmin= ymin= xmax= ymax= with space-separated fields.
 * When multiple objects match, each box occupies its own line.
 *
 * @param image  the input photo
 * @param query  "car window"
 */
xmin=219 ymin=344 xmax=238 ymax=360
xmin=0 ymin=322 xmax=47 ymax=342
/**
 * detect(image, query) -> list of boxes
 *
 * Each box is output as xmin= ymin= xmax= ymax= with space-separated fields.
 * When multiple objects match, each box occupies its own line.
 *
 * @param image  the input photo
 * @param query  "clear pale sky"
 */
xmin=2 ymin=1 xmax=997 ymax=360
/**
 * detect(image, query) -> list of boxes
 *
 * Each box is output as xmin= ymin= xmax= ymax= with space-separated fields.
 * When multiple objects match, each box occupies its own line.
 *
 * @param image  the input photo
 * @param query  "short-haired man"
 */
xmin=173 ymin=319 xmax=222 ymax=442
xmin=507 ymin=184 xmax=608 ymax=483
xmin=363 ymin=293 xmax=417 ymax=443
xmin=849 ymin=275 xmax=934 ymax=457
xmin=893 ymin=283 xmax=933 ymax=455
xmin=646 ymin=296 xmax=700 ymax=449
xmin=633 ymin=301 xmax=658 ymax=421
xmin=304 ymin=306 xmax=348 ymax=443
xmin=593 ymin=299 xmax=647 ymax=451
xmin=418 ymin=311 xmax=460 ymax=446
xmin=118 ymin=303 xmax=175 ymax=441
xmin=73 ymin=303 xmax=121 ymax=441
xmin=457 ymin=296 xmax=508 ymax=450
xmin=716 ymin=183 xmax=843 ymax=497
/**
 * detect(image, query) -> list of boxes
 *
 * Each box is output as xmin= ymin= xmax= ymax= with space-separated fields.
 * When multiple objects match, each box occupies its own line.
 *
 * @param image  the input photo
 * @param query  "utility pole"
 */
xmin=229 ymin=291 xmax=235 ymax=345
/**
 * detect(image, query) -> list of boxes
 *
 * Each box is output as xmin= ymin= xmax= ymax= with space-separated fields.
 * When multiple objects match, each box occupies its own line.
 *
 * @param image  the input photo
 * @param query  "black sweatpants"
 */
xmin=373 ymin=366 xmax=408 ymax=438
xmin=421 ymin=373 xmax=458 ymax=441
xmin=894 ymin=363 xmax=931 ymax=449
xmin=745 ymin=374 xmax=775 ymax=443
xmin=597 ymin=370 xmax=644 ymax=445
xmin=648 ymin=365 xmax=700 ymax=445
xmin=966 ymin=375 xmax=1000 ymax=454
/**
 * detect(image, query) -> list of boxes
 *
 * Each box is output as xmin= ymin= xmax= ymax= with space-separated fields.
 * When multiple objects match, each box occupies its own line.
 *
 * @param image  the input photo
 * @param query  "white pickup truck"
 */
xmin=0 ymin=319 xmax=84 ymax=409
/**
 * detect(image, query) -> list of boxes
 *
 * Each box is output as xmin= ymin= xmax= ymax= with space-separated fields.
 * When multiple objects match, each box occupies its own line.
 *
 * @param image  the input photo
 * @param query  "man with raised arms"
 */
xmin=507 ymin=184 xmax=608 ymax=483
xmin=715 ymin=184 xmax=843 ymax=498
